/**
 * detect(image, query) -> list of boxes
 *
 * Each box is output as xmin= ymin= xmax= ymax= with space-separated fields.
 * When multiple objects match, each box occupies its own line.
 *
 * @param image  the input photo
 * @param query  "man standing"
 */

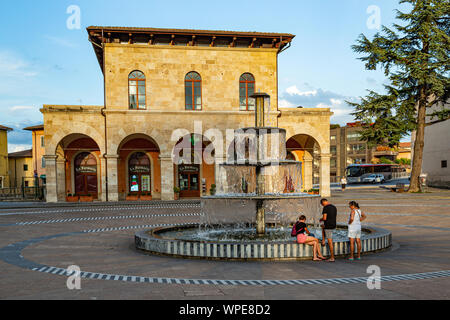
xmin=320 ymin=198 xmax=337 ymax=262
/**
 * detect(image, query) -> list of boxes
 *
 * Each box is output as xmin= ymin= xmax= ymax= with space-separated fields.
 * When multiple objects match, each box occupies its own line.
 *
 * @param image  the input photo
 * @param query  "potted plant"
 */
xmin=140 ymin=192 xmax=152 ymax=201
xmin=126 ymin=193 xmax=139 ymax=201
xmin=66 ymin=192 xmax=78 ymax=203
xmin=307 ymin=189 xmax=319 ymax=195
xmin=174 ymin=187 xmax=181 ymax=200
xmin=209 ymin=184 xmax=216 ymax=196
xmin=80 ymin=193 xmax=94 ymax=202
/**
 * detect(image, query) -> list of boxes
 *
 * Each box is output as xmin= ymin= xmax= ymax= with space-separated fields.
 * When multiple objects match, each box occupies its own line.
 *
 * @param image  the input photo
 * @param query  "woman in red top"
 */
xmin=293 ymin=215 xmax=326 ymax=261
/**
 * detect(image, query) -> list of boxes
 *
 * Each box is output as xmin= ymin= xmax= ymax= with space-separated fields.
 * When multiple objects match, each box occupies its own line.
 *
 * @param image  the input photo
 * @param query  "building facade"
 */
xmin=421 ymin=102 xmax=450 ymax=188
xmin=0 ymin=125 xmax=12 ymax=188
xmin=330 ymin=124 xmax=372 ymax=181
xmin=24 ymin=125 xmax=46 ymax=185
xmin=8 ymin=149 xmax=33 ymax=188
xmin=397 ymin=142 xmax=412 ymax=161
xmin=42 ymin=26 xmax=332 ymax=202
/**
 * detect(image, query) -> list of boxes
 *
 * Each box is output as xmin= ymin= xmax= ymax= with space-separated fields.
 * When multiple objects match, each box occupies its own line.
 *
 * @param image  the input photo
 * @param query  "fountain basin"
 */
xmin=135 ymin=224 xmax=392 ymax=261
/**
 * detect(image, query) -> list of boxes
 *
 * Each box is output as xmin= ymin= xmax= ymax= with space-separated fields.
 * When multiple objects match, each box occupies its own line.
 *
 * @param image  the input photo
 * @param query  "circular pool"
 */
xmin=135 ymin=224 xmax=392 ymax=261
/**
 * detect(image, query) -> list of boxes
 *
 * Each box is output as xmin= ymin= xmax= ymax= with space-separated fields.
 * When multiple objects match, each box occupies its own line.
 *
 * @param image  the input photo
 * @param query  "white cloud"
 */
xmin=279 ymin=85 xmax=359 ymax=125
xmin=278 ymin=99 xmax=296 ymax=108
xmin=330 ymin=98 xmax=343 ymax=105
xmin=8 ymin=144 xmax=31 ymax=153
xmin=10 ymin=106 xmax=36 ymax=112
xmin=286 ymin=85 xmax=318 ymax=97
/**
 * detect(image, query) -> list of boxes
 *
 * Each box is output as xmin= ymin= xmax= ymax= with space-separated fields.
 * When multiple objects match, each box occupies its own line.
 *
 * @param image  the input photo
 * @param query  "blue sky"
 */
xmin=0 ymin=0 xmax=408 ymax=152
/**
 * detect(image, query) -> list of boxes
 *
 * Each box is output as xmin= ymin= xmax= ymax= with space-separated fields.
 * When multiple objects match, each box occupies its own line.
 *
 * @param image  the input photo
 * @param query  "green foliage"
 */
xmin=379 ymin=157 xmax=394 ymax=164
xmin=395 ymin=158 xmax=412 ymax=165
xmin=173 ymin=186 xmax=181 ymax=194
xmin=348 ymin=0 xmax=450 ymax=147
xmin=209 ymin=184 xmax=217 ymax=195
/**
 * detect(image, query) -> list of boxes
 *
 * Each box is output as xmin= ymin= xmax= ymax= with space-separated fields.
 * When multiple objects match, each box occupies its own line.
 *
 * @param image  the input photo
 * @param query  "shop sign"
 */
xmin=76 ymin=166 xmax=97 ymax=173
xmin=179 ymin=165 xmax=199 ymax=173
xmin=130 ymin=165 xmax=150 ymax=173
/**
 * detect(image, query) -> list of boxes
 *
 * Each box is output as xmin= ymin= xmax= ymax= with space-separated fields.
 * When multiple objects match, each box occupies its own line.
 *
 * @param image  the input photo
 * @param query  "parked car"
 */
xmin=363 ymin=174 xmax=385 ymax=184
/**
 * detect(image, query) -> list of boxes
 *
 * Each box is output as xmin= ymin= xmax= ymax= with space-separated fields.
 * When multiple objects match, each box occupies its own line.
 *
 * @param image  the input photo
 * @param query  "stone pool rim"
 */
xmin=135 ymin=223 xmax=392 ymax=261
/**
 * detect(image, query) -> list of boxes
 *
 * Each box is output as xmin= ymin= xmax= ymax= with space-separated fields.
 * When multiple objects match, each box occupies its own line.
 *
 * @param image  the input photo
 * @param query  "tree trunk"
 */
xmin=409 ymin=92 xmax=427 ymax=192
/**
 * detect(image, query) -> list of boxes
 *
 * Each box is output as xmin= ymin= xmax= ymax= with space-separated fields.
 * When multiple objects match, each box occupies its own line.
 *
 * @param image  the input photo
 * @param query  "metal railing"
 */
xmin=0 ymin=186 xmax=45 ymax=201
xmin=0 ymin=177 xmax=46 ymax=201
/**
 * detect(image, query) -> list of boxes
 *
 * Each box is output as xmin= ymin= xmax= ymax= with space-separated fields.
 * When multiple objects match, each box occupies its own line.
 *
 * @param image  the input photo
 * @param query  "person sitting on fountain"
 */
xmin=293 ymin=215 xmax=326 ymax=261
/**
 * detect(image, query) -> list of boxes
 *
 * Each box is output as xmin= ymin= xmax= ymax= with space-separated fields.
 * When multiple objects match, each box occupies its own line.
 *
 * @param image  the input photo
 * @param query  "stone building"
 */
xmin=42 ymin=26 xmax=332 ymax=202
xmin=0 ymin=125 xmax=12 ymax=188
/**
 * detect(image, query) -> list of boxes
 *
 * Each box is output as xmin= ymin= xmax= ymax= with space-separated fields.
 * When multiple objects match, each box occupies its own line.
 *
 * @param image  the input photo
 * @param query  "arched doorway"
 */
xmin=286 ymin=134 xmax=321 ymax=191
xmin=54 ymin=134 xmax=102 ymax=201
xmin=173 ymin=134 xmax=215 ymax=198
xmin=117 ymin=134 xmax=161 ymax=200
xmin=128 ymin=152 xmax=151 ymax=195
xmin=74 ymin=152 xmax=98 ymax=198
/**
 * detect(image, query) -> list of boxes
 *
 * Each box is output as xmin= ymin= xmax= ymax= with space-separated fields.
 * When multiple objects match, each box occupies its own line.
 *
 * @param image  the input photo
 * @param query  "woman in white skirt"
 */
xmin=348 ymin=201 xmax=367 ymax=261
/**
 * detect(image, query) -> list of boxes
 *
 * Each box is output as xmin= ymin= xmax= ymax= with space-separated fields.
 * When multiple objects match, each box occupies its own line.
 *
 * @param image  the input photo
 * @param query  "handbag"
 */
xmin=291 ymin=224 xmax=298 ymax=237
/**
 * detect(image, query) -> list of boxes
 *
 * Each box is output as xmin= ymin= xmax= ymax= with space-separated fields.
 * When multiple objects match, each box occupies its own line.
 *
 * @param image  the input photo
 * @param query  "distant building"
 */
xmin=397 ymin=142 xmax=412 ymax=160
xmin=8 ymin=149 xmax=33 ymax=188
xmin=24 ymin=125 xmax=46 ymax=185
xmin=330 ymin=123 xmax=373 ymax=181
xmin=330 ymin=122 xmax=410 ymax=180
xmin=0 ymin=125 xmax=13 ymax=188
xmin=421 ymin=102 xmax=450 ymax=188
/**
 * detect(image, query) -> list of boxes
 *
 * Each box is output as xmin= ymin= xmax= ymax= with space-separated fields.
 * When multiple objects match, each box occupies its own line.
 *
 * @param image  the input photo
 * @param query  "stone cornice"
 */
xmin=43 ymin=155 xmax=58 ymax=160
xmin=104 ymin=43 xmax=279 ymax=53
xmin=103 ymin=109 xmax=281 ymax=116
xmin=279 ymin=108 xmax=333 ymax=117
xmin=41 ymin=105 xmax=103 ymax=114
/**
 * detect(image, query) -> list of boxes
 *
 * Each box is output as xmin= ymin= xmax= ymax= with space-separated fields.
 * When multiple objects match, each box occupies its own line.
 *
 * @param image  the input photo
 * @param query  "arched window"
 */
xmin=185 ymin=72 xmax=202 ymax=110
xmin=239 ymin=73 xmax=255 ymax=111
xmin=129 ymin=71 xmax=146 ymax=110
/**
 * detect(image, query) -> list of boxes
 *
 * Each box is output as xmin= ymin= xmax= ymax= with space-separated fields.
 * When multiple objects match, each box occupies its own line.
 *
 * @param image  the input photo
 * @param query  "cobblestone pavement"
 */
xmin=0 ymin=189 xmax=449 ymax=300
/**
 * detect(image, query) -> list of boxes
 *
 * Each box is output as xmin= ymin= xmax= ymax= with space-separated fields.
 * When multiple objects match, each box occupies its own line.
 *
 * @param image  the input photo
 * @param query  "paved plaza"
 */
xmin=0 ymin=188 xmax=449 ymax=300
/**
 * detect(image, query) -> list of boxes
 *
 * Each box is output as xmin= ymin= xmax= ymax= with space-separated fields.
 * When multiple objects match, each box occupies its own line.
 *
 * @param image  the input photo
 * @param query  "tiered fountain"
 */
xmin=135 ymin=93 xmax=392 ymax=260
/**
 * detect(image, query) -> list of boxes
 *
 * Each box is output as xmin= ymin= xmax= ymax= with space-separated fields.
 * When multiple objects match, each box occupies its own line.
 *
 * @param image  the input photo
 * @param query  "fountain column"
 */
xmin=252 ymin=92 xmax=270 ymax=235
